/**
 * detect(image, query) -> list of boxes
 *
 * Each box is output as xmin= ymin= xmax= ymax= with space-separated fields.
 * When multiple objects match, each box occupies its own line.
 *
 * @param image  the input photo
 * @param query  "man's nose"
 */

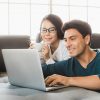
xmin=65 ymin=40 xmax=71 ymax=47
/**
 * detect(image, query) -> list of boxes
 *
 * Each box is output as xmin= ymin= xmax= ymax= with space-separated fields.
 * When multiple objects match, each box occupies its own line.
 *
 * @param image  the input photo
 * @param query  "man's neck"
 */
xmin=76 ymin=48 xmax=96 ymax=68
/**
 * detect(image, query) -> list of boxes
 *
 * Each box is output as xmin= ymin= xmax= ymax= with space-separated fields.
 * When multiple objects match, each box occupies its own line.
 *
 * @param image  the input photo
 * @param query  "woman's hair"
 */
xmin=40 ymin=14 xmax=64 ymax=39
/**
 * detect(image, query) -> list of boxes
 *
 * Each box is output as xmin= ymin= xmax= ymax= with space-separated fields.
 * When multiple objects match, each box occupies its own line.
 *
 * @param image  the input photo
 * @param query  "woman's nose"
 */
xmin=45 ymin=31 xmax=50 ymax=35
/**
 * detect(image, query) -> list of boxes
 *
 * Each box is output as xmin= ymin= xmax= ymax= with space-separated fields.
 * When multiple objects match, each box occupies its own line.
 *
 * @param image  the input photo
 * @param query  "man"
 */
xmin=42 ymin=20 xmax=100 ymax=90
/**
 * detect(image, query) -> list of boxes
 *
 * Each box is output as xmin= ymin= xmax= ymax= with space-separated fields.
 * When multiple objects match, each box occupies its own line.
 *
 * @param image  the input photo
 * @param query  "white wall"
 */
xmin=0 ymin=0 xmax=100 ymax=40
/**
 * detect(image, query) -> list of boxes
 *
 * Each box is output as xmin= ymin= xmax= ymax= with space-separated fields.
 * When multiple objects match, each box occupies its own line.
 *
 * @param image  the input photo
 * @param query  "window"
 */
xmin=0 ymin=4 xmax=8 ymax=35
xmin=0 ymin=0 xmax=100 ymax=39
xmin=31 ymin=5 xmax=49 ymax=39
xmin=9 ymin=4 xmax=30 ymax=35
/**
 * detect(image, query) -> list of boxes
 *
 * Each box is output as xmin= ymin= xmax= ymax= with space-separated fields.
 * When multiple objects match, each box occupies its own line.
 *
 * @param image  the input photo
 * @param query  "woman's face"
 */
xmin=40 ymin=20 xmax=59 ymax=45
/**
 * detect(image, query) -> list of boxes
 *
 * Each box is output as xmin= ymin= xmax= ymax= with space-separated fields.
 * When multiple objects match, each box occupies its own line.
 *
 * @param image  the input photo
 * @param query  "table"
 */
xmin=0 ymin=83 xmax=100 ymax=100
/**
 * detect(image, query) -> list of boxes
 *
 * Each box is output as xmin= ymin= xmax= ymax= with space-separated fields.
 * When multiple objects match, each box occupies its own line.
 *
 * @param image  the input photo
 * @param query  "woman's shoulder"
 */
xmin=59 ymin=40 xmax=65 ymax=43
xmin=58 ymin=40 xmax=65 ymax=46
xmin=58 ymin=40 xmax=66 ymax=49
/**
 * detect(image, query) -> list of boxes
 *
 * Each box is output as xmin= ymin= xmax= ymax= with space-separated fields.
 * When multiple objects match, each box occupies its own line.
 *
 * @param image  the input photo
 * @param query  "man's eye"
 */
xmin=71 ymin=38 xmax=76 ymax=40
xmin=64 ymin=39 xmax=67 ymax=42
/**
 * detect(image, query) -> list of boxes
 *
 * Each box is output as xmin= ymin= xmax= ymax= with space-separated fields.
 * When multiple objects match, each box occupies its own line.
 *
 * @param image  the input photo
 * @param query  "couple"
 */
xmin=31 ymin=14 xmax=100 ymax=90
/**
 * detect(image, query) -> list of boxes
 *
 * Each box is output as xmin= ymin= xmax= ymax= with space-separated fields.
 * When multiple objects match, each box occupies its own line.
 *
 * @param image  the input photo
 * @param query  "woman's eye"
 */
xmin=50 ymin=29 xmax=54 ymax=32
xmin=41 ymin=29 xmax=46 ymax=33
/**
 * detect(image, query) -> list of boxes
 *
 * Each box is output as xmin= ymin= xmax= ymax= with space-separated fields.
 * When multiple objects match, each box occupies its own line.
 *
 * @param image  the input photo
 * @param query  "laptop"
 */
xmin=2 ymin=49 xmax=66 ymax=91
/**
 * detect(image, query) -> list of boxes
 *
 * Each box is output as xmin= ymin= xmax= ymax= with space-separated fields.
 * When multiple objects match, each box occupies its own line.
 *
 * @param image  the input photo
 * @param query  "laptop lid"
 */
xmin=2 ymin=49 xmax=66 ymax=91
xmin=2 ymin=49 xmax=47 ymax=91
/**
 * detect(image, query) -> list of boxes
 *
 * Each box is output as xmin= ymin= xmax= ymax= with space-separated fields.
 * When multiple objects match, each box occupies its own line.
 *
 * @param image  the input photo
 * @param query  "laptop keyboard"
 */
xmin=46 ymin=84 xmax=64 ymax=87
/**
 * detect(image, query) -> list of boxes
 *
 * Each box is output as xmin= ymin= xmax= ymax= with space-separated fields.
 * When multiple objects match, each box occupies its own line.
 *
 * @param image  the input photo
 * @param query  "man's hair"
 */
xmin=40 ymin=14 xmax=64 ymax=39
xmin=62 ymin=20 xmax=92 ymax=38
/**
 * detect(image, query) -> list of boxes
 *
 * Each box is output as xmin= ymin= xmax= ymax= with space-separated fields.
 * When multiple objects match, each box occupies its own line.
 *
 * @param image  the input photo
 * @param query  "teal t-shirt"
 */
xmin=42 ymin=50 xmax=100 ymax=78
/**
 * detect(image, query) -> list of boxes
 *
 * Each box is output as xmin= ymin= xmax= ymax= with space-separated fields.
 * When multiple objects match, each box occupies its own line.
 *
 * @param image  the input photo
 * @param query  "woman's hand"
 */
xmin=29 ymin=42 xmax=34 ymax=49
xmin=42 ymin=43 xmax=50 ymax=61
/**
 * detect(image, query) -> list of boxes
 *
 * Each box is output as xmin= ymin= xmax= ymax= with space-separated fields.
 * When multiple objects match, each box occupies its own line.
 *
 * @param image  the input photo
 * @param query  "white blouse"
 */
xmin=45 ymin=40 xmax=70 ymax=64
xmin=34 ymin=40 xmax=70 ymax=65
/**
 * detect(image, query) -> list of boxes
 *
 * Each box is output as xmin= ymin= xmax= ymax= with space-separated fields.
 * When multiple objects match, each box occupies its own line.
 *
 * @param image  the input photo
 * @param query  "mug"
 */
xmin=34 ymin=43 xmax=43 ymax=52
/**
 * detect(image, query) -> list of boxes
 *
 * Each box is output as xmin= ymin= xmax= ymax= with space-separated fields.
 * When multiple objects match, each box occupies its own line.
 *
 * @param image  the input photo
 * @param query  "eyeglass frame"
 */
xmin=40 ymin=27 xmax=57 ymax=34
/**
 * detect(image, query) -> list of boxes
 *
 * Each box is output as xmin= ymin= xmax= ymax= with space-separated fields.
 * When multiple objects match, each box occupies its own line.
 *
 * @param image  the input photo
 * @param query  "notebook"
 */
xmin=2 ymin=49 xmax=66 ymax=91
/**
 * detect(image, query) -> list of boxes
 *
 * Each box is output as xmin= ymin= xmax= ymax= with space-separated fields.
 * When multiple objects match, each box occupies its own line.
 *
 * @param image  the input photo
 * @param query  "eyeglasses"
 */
xmin=40 ymin=27 xmax=56 ymax=34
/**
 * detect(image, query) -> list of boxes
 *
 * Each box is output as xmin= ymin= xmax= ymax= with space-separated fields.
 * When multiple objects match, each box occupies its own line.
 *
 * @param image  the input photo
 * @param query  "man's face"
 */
xmin=64 ymin=28 xmax=89 ymax=57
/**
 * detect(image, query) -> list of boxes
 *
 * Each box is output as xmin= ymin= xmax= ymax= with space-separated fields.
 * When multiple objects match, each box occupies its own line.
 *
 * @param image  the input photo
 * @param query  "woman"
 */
xmin=31 ymin=14 xmax=69 ymax=64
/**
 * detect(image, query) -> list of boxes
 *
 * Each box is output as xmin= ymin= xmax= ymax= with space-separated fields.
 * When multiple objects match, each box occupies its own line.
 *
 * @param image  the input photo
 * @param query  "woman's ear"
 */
xmin=85 ymin=35 xmax=91 ymax=45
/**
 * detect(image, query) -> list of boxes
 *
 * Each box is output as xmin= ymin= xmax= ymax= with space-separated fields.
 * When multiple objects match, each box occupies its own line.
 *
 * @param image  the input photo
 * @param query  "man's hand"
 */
xmin=45 ymin=74 xmax=71 ymax=87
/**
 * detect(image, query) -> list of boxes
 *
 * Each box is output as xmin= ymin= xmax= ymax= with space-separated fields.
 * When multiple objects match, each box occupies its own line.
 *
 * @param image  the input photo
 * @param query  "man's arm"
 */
xmin=45 ymin=74 xmax=100 ymax=90
xmin=69 ymin=75 xmax=100 ymax=90
xmin=42 ymin=60 xmax=69 ymax=78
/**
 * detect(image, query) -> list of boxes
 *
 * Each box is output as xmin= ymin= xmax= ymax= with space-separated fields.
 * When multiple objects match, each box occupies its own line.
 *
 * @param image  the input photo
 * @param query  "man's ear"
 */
xmin=85 ymin=35 xmax=90 ymax=45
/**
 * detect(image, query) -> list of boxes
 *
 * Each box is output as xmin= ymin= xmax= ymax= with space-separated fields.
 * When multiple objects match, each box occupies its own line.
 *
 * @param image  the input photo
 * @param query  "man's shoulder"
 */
xmin=95 ymin=49 xmax=100 ymax=55
xmin=58 ymin=57 xmax=74 ymax=64
xmin=94 ymin=49 xmax=100 ymax=60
